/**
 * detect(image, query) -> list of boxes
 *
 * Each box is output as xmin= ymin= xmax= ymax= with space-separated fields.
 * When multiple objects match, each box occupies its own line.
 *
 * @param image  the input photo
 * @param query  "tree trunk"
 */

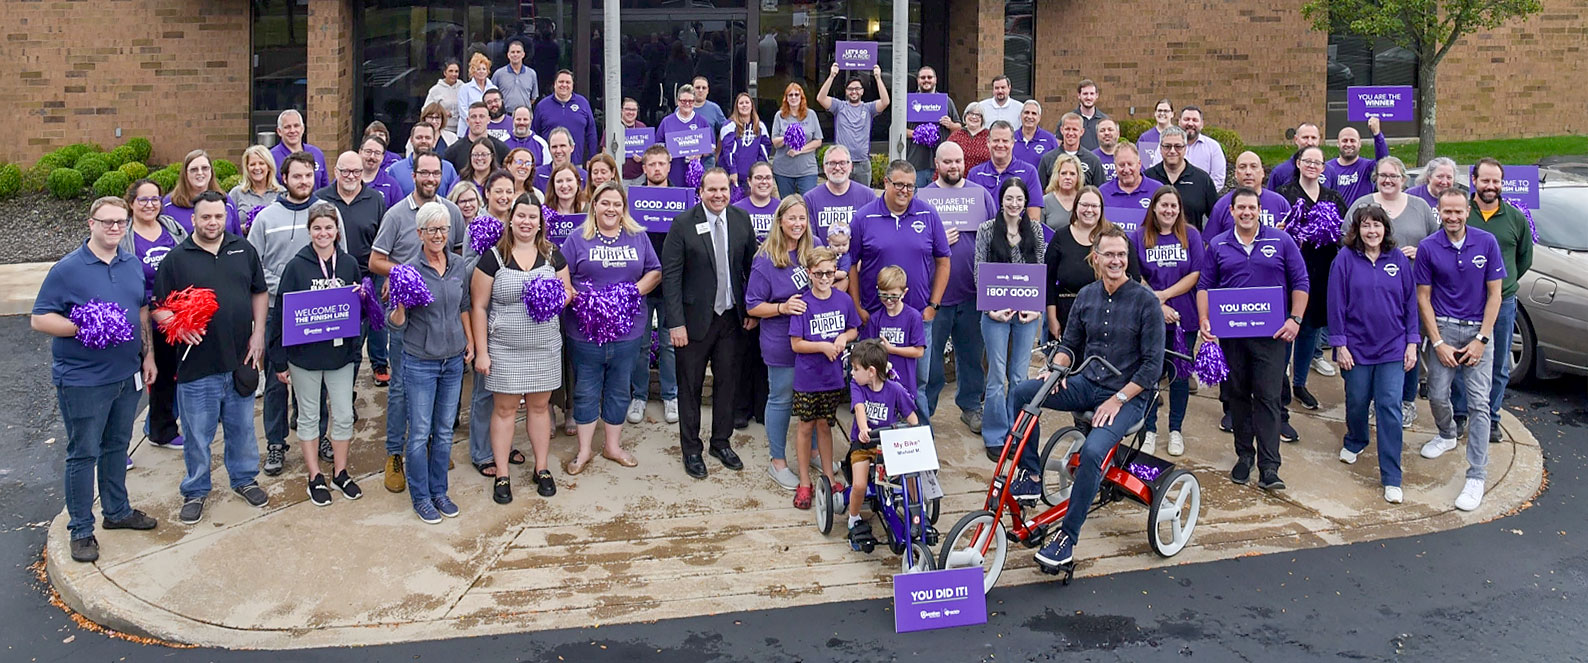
xmin=1416 ymin=57 xmax=1439 ymax=167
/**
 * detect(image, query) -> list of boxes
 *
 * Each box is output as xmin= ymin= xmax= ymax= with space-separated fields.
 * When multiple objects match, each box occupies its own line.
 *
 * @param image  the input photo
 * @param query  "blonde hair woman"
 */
xmin=229 ymin=144 xmax=284 ymax=214
xmin=744 ymin=194 xmax=819 ymax=489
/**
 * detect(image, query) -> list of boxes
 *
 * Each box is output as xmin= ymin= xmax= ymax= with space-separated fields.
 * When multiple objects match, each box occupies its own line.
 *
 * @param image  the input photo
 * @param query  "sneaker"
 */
xmin=1257 ymin=471 xmax=1286 ymax=491
xmin=373 ymin=367 xmax=391 ymax=387
xmin=331 ymin=471 xmax=362 ymax=500
xmin=960 ymin=409 xmax=983 ymax=433
xmin=1454 ymin=415 xmax=1468 ymax=439
xmin=1339 ymin=447 xmax=1359 ymax=464
xmin=1008 ymin=471 xmax=1041 ymax=501
xmin=70 ymin=536 xmax=99 ymax=563
xmin=1490 ymin=427 xmax=1503 ymax=444
xmin=793 ymin=484 xmax=813 ymax=510
xmin=125 ymin=455 xmax=134 ymax=471
xmin=1293 ymin=385 xmax=1319 ymax=410
xmin=1034 ymin=531 xmax=1075 ymax=568
xmin=1140 ymin=432 xmax=1157 ymax=455
xmin=433 ymin=495 xmax=460 ymax=518
xmin=178 ymin=497 xmax=205 ymax=524
xmin=1230 ymin=456 xmax=1253 ymax=485
xmin=1384 ymin=485 xmax=1404 ymax=504
xmin=1401 ymin=402 xmax=1418 ymax=429
xmin=414 ymin=500 xmax=442 ymax=524
xmin=306 ymin=474 xmax=332 ymax=506
xmin=1167 ymin=431 xmax=1185 ymax=457
xmin=318 ymin=437 xmax=333 ymax=462
xmin=1188 ymin=376 xmax=1199 ymax=394
xmin=766 ymin=464 xmax=800 ymax=491
xmin=1280 ymin=422 xmax=1300 ymax=443
xmin=263 ymin=444 xmax=285 ymax=476
xmin=384 ymin=454 xmax=406 ymax=493
xmin=1454 ymin=478 xmax=1484 ymax=511
xmin=664 ymin=399 xmax=680 ymax=424
xmin=1311 ymin=356 xmax=1338 ymax=377
xmin=150 ymin=435 xmax=184 ymax=450
xmin=103 ymin=509 xmax=158 ymax=530
xmin=1421 ymin=435 xmax=1458 ymax=459
xmin=626 ymin=399 xmax=647 ymax=423
xmin=233 ymin=482 xmax=269 ymax=507
xmin=1219 ymin=413 xmax=1233 ymax=433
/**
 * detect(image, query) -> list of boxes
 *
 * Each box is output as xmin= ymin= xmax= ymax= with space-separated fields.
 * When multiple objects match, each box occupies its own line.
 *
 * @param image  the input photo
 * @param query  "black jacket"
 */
xmin=314 ymin=184 xmax=387 ymax=275
xmin=661 ymin=204 xmax=756 ymax=341
xmin=1276 ymin=182 xmax=1348 ymax=328
xmin=1144 ymin=161 xmax=1219 ymax=231
xmin=271 ymin=244 xmax=363 ymax=373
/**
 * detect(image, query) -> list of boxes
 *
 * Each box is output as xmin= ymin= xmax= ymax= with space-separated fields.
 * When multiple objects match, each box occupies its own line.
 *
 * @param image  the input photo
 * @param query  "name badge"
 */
xmin=695 ymin=222 xmax=712 ymax=235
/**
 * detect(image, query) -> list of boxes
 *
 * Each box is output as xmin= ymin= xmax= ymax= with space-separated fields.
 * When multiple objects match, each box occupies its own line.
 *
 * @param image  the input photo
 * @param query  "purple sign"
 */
xmin=893 ymin=567 xmax=988 ymax=633
xmin=665 ymin=127 xmax=714 ymax=159
xmin=1502 ymin=165 xmax=1540 ymax=208
xmin=629 ymin=186 xmax=696 ymax=233
xmin=976 ymin=263 xmax=1046 ymax=311
xmin=282 ymin=287 xmax=362 ymax=347
xmin=546 ymin=213 xmax=584 ymax=242
xmin=917 ymin=187 xmax=992 ymax=231
xmin=1104 ymin=206 xmax=1148 ymax=233
xmin=906 ymin=93 xmax=953 ymax=123
xmin=1138 ymin=141 xmax=1160 ymax=165
xmin=835 ymin=41 xmax=878 ymax=71
xmin=623 ymin=128 xmax=655 ymax=158
xmin=1347 ymin=86 xmax=1414 ymax=123
xmin=1206 ymin=286 xmax=1286 ymax=339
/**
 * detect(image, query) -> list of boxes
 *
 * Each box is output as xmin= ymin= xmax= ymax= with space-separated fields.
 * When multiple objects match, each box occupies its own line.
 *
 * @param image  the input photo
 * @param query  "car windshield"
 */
xmin=1533 ymin=188 xmax=1588 ymax=251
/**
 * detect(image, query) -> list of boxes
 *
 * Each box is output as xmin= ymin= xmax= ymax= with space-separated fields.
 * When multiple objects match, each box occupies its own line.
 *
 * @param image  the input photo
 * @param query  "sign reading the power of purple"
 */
xmin=976 ymin=263 xmax=1046 ymax=311
xmin=1207 ymin=286 xmax=1286 ymax=339
xmin=1502 ymin=165 xmax=1540 ymax=208
xmin=546 ymin=213 xmax=584 ymax=242
xmin=835 ymin=41 xmax=878 ymax=70
xmin=665 ymin=127 xmax=714 ymax=159
xmin=623 ymin=128 xmax=655 ymax=158
xmin=917 ymin=187 xmax=991 ymax=232
xmin=1104 ymin=206 xmax=1148 ymax=233
xmin=906 ymin=93 xmax=953 ymax=123
xmin=1347 ymin=86 xmax=1414 ymax=122
xmin=893 ymin=568 xmax=987 ymax=633
xmin=282 ymin=287 xmax=361 ymax=347
xmin=629 ymin=186 xmax=696 ymax=233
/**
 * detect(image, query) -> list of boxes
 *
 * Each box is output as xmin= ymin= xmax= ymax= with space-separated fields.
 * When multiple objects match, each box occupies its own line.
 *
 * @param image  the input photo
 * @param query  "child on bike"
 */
xmin=789 ymin=247 xmax=860 ymax=510
xmin=860 ymin=266 xmax=926 ymax=407
xmin=846 ymin=338 xmax=920 ymax=546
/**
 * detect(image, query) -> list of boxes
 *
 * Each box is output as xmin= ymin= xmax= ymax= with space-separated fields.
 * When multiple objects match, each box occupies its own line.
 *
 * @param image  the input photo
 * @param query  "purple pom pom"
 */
xmin=521 ymin=277 xmax=568 ymax=323
xmin=359 ymin=277 xmax=386 ymax=331
xmin=571 ymin=281 xmax=644 ymax=344
xmin=387 ymin=263 xmax=435 ymax=308
xmin=685 ymin=158 xmax=704 ymax=189
xmin=1170 ymin=323 xmax=1194 ymax=382
xmin=243 ymin=205 xmax=265 ymax=235
xmin=69 ymin=299 xmax=135 ymax=350
xmin=649 ymin=328 xmax=661 ymax=368
xmin=1507 ymin=198 xmax=1541 ymax=243
xmin=911 ymin=123 xmax=940 ymax=147
xmin=1194 ymin=341 xmax=1229 ymax=386
xmin=468 ymin=215 xmax=504 ymax=256
xmin=783 ymin=123 xmax=807 ymax=152
xmin=730 ymin=186 xmax=747 ymax=204
xmin=1284 ymin=200 xmax=1343 ymax=248
xmin=1126 ymin=462 xmax=1164 ymax=482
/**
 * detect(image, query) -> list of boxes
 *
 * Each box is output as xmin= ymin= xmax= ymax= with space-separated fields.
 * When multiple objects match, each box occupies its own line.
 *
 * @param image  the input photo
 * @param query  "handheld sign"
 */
xmin=623 ymin=128 xmax=655 ymax=158
xmin=629 ymin=186 xmax=697 ymax=233
xmin=906 ymin=93 xmax=953 ymax=123
xmin=1501 ymin=165 xmax=1540 ymax=208
xmin=282 ymin=287 xmax=362 ymax=347
xmin=916 ymin=187 xmax=991 ymax=232
xmin=835 ymin=41 xmax=878 ymax=71
xmin=894 ymin=567 xmax=988 ymax=633
xmin=1206 ymin=286 xmax=1286 ymax=338
xmin=665 ymin=127 xmax=714 ymax=159
xmin=878 ymin=424 xmax=940 ymax=477
xmin=976 ymin=263 xmax=1046 ymax=312
xmin=1347 ymin=86 xmax=1414 ymax=123
xmin=546 ymin=213 xmax=584 ymax=242
xmin=1104 ymin=206 xmax=1148 ymax=233
xmin=1138 ymin=141 xmax=1160 ymax=165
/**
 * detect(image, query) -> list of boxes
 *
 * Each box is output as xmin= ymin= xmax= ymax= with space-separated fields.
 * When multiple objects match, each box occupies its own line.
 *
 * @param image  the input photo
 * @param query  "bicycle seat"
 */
xmin=1077 ymin=411 xmax=1146 ymax=436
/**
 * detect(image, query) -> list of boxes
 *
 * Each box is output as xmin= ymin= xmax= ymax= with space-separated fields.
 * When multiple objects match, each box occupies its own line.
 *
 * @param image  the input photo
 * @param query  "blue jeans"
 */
xmin=468 ymin=368 xmax=494 ymax=465
xmin=630 ymin=297 xmax=677 ymax=402
xmin=979 ymin=315 xmax=1039 ymax=448
xmin=1144 ymin=330 xmax=1194 ymax=434
xmin=925 ymin=302 xmax=986 ymax=417
xmin=1451 ymin=295 xmax=1516 ymax=426
xmin=1007 ymin=374 xmax=1150 ymax=541
xmin=916 ymin=314 xmax=934 ymax=418
xmin=1292 ymin=322 xmax=1324 ymax=388
xmin=1343 ymin=360 xmax=1405 ymax=486
xmin=572 ymin=337 xmax=640 ymax=425
xmin=1403 ymin=353 xmax=1421 ymax=404
xmin=914 ymin=168 xmax=936 ymax=189
xmin=57 ymin=376 xmax=140 ymax=539
xmin=385 ymin=323 xmax=407 ymax=455
xmin=366 ymin=319 xmax=388 ymax=370
xmin=177 ymin=372 xmax=261 ymax=499
xmin=765 ymin=365 xmax=819 ymax=462
xmin=403 ymin=352 xmax=464 ymax=504
xmin=775 ymin=173 xmax=818 ymax=198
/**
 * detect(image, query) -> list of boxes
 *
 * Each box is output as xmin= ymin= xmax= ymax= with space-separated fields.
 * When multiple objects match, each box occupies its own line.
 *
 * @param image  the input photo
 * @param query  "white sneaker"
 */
xmin=1420 ymin=435 xmax=1458 ymax=459
xmin=1311 ymin=356 xmax=1337 ymax=377
xmin=663 ymin=399 xmax=679 ymax=423
xmin=1167 ymin=431 xmax=1185 ymax=456
xmin=1400 ymin=401 xmax=1418 ymax=429
xmin=766 ymin=464 xmax=800 ymax=490
xmin=626 ymin=399 xmax=646 ymax=424
xmin=1454 ymin=478 xmax=1485 ymax=511
xmin=1384 ymin=485 xmax=1404 ymax=504
xmin=1140 ymin=432 xmax=1156 ymax=455
xmin=1339 ymin=447 xmax=1359 ymax=464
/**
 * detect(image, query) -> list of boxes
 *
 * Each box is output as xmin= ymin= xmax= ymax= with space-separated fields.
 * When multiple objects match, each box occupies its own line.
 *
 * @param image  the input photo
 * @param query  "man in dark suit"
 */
xmin=663 ymin=168 xmax=758 ymax=479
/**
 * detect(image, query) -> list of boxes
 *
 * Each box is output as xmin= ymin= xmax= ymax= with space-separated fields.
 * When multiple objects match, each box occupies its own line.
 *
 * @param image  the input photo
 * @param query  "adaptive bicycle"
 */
xmin=814 ymin=424 xmax=942 ymax=574
xmin=937 ymin=342 xmax=1202 ymax=592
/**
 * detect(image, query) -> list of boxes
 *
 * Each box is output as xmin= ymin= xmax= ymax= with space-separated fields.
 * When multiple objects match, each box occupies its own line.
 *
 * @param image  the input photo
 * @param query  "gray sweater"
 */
xmin=1347 ymin=193 xmax=1439 ymax=251
xmin=247 ymin=197 xmax=347 ymax=296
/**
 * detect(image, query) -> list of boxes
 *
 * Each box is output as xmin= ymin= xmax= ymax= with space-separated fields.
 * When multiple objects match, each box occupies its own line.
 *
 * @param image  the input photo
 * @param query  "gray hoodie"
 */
xmin=247 ymin=196 xmax=348 ymax=296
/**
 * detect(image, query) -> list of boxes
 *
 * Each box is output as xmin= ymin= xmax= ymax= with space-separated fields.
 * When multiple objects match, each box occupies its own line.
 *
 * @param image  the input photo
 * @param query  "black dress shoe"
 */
xmin=683 ymin=454 xmax=708 ymax=479
xmin=710 ymin=446 xmax=744 ymax=470
xmin=734 ymin=417 xmax=751 ymax=430
xmin=103 ymin=509 xmax=157 ymax=531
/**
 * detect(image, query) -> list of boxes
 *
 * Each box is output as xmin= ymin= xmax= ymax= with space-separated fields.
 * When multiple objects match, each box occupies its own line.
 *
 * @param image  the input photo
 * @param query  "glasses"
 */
xmin=1299 ymin=159 xmax=1325 ymax=167
xmin=134 ymin=196 xmax=161 ymax=205
xmin=1378 ymin=173 xmax=1404 ymax=180
xmin=878 ymin=293 xmax=903 ymax=301
xmin=810 ymin=269 xmax=837 ymax=279
xmin=786 ymin=93 xmax=802 ymax=99
xmin=92 ymin=218 xmax=130 ymax=228
xmin=1159 ymin=143 xmax=1186 ymax=152
xmin=415 ymin=170 xmax=442 ymax=178
xmin=1077 ymin=202 xmax=1102 ymax=210
xmin=512 ymin=158 xmax=534 ymax=167
xmin=1096 ymin=251 xmax=1130 ymax=260
xmin=336 ymin=168 xmax=362 ymax=176
xmin=420 ymin=227 xmax=448 ymax=236
xmin=823 ymin=160 xmax=851 ymax=167
xmin=888 ymin=181 xmax=915 ymax=190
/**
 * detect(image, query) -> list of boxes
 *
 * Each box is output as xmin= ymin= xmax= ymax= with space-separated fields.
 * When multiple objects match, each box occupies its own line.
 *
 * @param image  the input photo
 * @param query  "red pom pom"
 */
xmin=156 ymin=286 xmax=220 ymax=344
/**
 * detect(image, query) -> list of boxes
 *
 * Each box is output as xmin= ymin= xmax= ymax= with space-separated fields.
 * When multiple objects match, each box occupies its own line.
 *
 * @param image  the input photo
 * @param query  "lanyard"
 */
xmin=318 ymin=252 xmax=336 ymax=281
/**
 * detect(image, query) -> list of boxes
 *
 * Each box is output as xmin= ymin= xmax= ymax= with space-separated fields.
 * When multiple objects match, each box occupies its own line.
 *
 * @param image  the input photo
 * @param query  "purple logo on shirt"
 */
xmin=282 ymin=287 xmax=362 ymax=347
xmin=907 ymin=93 xmax=952 ymax=123
xmin=1346 ymin=86 xmax=1414 ymax=122
xmin=976 ymin=263 xmax=1046 ymax=311
xmin=1206 ymin=286 xmax=1285 ymax=339
xmin=624 ymin=128 xmax=656 ymax=157
xmin=629 ymin=186 xmax=697 ymax=233
xmin=835 ymin=41 xmax=879 ymax=70
xmin=893 ymin=568 xmax=988 ymax=633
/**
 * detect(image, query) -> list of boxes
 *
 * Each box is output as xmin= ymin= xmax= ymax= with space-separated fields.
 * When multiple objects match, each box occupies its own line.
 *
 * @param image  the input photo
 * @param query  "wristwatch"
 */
xmin=1287 ymin=314 xmax=1303 ymax=325
xmin=930 ymin=302 xmax=942 ymax=311
xmin=1477 ymin=334 xmax=1491 ymax=345
xmin=1114 ymin=392 xmax=1129 ymax=404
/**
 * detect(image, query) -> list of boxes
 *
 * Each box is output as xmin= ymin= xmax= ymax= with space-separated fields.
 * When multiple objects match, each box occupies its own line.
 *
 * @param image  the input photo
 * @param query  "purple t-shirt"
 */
xmin=487 ymin=115 xmax=513 ymax=142
xmin=656 ymin=111 xmax=714 ymax=187
xmin=923 ymin=181 xmax=997 ymax=307
xmin=1099 ymin=177 xmax=1165 ymax=231
xmin=270 ymin=142 xmax=329 ymax=191
xmin=1207 ymin=188 xmax=1293 ymax=239
xmin=789 ymin=289 xmax=860 ymax=392
xmin=849 ymin=378 xmax=916 ymax=447
xmin=1405 ymin=184 xmax=1440 ymax=210
xmin=161 ymin=195 xmax=243 ymax=235
xmin=803 ymin=183 xmax=877 ymax=242
xmin=1323 ymin=133 xmax=1388 ymax=205
xmin=1413 ymin=228 xmax=1508 ymax=321
xmin=746 ymin=250 xmax=811 ymax=367
xmin=1012 ymin=128 xmax=1060 ymax=169
xmin=560 ymin=230 xmax=661 ymax=343
xmin=848 ymin=197 xmax=952 ymax=313
xmin=132 ymin=228 xmax=177 ymax=299
xmin=861 ymin=305 xmax=926 ymax=393
xmin=1094 ymin=148 xmax=1118 ymax=182
xmin=733 ymin=196 xmax=780 ymax=243
xmin=1132 ymin=226 xmax=1205 ymax=327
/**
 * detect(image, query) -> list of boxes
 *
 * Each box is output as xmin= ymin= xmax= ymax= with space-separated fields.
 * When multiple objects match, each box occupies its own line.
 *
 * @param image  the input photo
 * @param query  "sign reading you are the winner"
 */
xmin=1206 ymin=286 xmax=1285 ymax=338
xmin=282 ymin=287 xmax=362 ymax=347
xmin=1347 ymin=86 xmax=1414 ymax=122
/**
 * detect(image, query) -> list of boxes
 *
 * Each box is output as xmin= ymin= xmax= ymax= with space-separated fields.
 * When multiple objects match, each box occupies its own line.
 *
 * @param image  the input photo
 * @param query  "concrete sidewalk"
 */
xmin=45 ymin=367 xmax=1543 ymax=649
xmin=0 ymin=261 xmax=51 ymax=316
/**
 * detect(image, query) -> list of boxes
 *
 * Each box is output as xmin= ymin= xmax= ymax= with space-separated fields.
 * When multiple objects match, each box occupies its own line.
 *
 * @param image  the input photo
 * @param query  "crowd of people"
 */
xmin=34 ymin=60 xmax=1532 ymax=572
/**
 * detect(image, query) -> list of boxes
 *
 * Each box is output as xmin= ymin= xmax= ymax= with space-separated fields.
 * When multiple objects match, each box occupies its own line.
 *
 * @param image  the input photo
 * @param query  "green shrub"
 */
xmin=149 ymin=169 xmax=178 ymax=194
xmin=218 ymin=174 xmax=241 ymax=192
xmin=124 ymin=137 xmax=152 ymax=163
xmin=58 ymin=143 xmax=101 ymax=163
xmin=870 ymin=154 xmax=886 ymax=189
xmin=119 ymin=162 xmax=149 ymax=180
xmin=74 ymin=154 xmax=112 ymax=186
xmin=22 ymin=164 xmax=51 ymax=192
xmin=0 ymin=163 xmax=21 ymax=199
xmin=47 ymin=168 xmax=85 ymax=199
xmin=107 ymin=145 xmax=137 ymax=167
xmin=93 ymin=171 xmax=131 ymax=198
xmin=212 ymin=158 xmax=239 ymax=183
xmin=160 ymin=162 xmax=181 ymax=176
xmin=36 ymin=152 xmax=70 ymax=172
xmin=1203 ymin=127 xmax=1246 ymax=160
xmin=1117 ymin=119 xmax=1153 ymax=143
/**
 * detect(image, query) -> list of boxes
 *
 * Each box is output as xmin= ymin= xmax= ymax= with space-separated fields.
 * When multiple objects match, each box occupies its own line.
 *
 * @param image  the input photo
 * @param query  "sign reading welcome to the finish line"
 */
xmin=282 ymin=287 xmax=362 ymax=347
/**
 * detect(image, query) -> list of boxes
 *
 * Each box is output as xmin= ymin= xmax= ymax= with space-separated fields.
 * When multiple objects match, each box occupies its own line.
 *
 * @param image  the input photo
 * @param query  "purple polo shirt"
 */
xmin=850 ymin=379 xmax=916 ymax=445
xmin=366 ymin=170 xmax=405 ymax=210
xmin=1207 ymin=188 xmax=1292 ymax=240
xmin=380 ymin=150 xmax=401 ymax=172
xmin=861 ymin=305 xmax=926 ymax=392
xmin=1132 ymin=226 xmax=1205 ymax=326
xmin=966 ymin=160 xmax=1044 ymax=212
xmin=923 ymin=180 xmax=997 ymax=306
xmin=790 ymin=289 xmax=861 ymax=392
xmin=1012 ymin=128 xmax=1060 ymax=169
xmin=531 ymin=93 xmax=599 ymax=163
xmin=161 ymin=195 xmax=242 ymax=235
xmin=1093 ymin=148 xmax=1118 ymax=182
xmin=1099 ymin=176 xmax=1165 ymax=228
xmin=1327 ymin=248 xmax=1419 ymax=365
xmin=1413 ymin=228 xmax=1507 ymax=321
xmin=848 ymin=196 xmax=952 ymax=313
xmin=560 ymin=230 xmax=661 ymax=343
xmin=269 ymin=142 xmax=329 ymax=190
xmin=656 ymin=111 xmax=714 ymax=187
xmin=733 ymin=197 xmax=780 ymax=242
xmin=1197 ymin=225 xmax=1310 ymax=294
xmin=802 ymin=182 xmax=877 ymax=242
xmin=1405 ymin=184 xmax=1440 ymax=209
xmin=746 ymin=250 xmax=811 ymax=367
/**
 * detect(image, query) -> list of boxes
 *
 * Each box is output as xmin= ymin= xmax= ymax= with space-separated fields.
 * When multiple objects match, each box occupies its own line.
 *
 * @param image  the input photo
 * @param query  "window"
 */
xmin=252 ymin=0 xmax=308 ymax=138
xmin=1003 ymin=1 xmax=1035 ymax=100
xmin=1326 ymin=34 xmax=1418 ymax=137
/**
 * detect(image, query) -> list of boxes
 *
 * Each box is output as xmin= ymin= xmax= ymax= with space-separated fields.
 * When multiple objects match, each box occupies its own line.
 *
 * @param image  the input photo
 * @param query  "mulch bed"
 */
xmin=0 ymin=192 xmax=94 ymax=263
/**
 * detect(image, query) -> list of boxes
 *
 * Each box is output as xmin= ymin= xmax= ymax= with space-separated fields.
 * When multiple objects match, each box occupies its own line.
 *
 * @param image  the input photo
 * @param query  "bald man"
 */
xmin=920 ymin=141 xmax=995 ymax=433
xmin=1265 ymin=122 xmax=1320 ymax=191
xmin=1325 ymin=117 xmax=1388 ymax=204
xmin=1208 ymin=151 xmax=1291 ymax=239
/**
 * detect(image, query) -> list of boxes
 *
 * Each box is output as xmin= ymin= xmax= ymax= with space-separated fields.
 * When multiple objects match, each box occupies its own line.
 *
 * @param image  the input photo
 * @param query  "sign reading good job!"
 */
xmin=628 ymin=186 xmax=697 ymax=233
xmin=1206 ymin=286 xmax=1286 ymax=338
xmin=1346 ymin=86 xmax=1414 ymax=122
xmin=835 ymin=41 xmax=878 ymax=70
xmin=976 ymin=263 xmax=1046 ymax=312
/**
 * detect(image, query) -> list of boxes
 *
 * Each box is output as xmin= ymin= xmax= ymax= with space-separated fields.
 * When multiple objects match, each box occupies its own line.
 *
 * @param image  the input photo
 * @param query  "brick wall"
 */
xmin=1437 ymin=0 xmax=1588 ymax=141
xmin=944 ymin=0 xmax=1005 ymax=111
xmin=1 ymin=0 xmax=250 ymax=166
xmin=307 ymin=0 xmax=357 ymax=157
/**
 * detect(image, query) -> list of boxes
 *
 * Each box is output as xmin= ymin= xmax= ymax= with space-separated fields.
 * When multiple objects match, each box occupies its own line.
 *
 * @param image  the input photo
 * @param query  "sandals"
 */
xmin=492 ymin=477 xmax=512 ymax=504
xmin=601 ymin=450 xmax=638 ymax=467
xmin=508 ymin=449 xmax=527 ymax=465
xmin=793 ymin=484 xmax=813 ymax=510
xmin=475 ymin=462 xmax=497 ymax=477
xmin=565 ymin=454 xmax=592 ymax=476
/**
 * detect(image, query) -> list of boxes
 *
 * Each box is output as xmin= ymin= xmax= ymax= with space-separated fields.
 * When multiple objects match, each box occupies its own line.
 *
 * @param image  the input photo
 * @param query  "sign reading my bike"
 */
xmin=893 ymin=567 xmax=988 ymax=633
xmin=879 ymin=425 xmax=940 ymax=477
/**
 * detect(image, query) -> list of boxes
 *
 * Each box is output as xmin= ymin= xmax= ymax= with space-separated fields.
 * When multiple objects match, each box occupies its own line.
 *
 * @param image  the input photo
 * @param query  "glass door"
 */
xmin=601 ymin=13 xmax=746 ymax=126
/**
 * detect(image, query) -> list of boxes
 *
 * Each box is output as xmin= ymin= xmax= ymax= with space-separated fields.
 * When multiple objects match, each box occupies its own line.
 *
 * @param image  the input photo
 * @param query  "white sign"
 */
xmin=879 ymin=425 xmax=941 ymax=477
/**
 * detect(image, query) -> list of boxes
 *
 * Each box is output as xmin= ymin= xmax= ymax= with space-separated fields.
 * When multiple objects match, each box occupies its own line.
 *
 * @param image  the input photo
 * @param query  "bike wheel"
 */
xmin=815 ymin=475 xmax=834 ymax=535
xmin=937 ymin=510 xmax=1008 ymax=594
xmin=1147 ymin=470 xmax=1201 ymax=557
xmin=1039 ymin=427 xmax=1087 ymax=507
xmin=902 ymin=540 xmax=936 ymax=574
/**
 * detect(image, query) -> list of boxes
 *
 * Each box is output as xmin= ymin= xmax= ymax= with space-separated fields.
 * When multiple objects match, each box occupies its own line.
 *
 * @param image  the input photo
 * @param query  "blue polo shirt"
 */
xmin=966 ymin=159 xmax=1045 ymax=210
xmin=385 ymin=156 xmax=459 ymax=199
xmin=848 ymin=196 xmax=951 ymax=313
xmin=34 ymin=242 xmax=146 ymax=387
xmin=1413 ymin=227 xmax=1507 ymax=321
xmin=1197 ymin=225 xmax=1310 ymax=294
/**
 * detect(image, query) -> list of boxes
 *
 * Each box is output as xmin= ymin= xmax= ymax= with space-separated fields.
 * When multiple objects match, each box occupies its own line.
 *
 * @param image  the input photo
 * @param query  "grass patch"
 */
xmin=1250 ymin=135 xmax=1588 ymax=169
